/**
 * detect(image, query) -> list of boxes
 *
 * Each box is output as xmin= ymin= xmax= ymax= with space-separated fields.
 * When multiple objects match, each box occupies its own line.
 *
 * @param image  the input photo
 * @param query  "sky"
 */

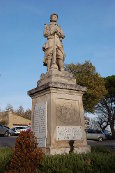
xmin=0 ymin=0 xmax=115 ymax=111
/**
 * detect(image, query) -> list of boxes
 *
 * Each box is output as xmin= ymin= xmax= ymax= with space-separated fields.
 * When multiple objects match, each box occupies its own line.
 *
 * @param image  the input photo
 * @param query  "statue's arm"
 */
xmin=58 ymin=27 xmax=65 ymax=39
xmin=44 ymin=24 xmax=50 ymax=37
xmin=44 ymin=24 xmax=65 ymax=38
xmin=44 ymin=24 xmax=57 ymax=36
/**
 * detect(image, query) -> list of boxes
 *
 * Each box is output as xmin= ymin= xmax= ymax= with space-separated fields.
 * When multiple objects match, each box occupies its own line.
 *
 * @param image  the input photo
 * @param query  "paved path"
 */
xmin=0 ymin=136 xmax=115 ymax=149
xmin=0 ymin=136 xmax=17 ymax=147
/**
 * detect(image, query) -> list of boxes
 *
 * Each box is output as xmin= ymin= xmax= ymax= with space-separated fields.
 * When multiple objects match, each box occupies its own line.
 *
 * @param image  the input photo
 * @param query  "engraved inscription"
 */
xmin=34 ymin=102 xmax=47 ymax=147
xmin=56 ymin=99 xmax=81 ymax=125
xmin=56 ymin=126 xmax=82 ymax=140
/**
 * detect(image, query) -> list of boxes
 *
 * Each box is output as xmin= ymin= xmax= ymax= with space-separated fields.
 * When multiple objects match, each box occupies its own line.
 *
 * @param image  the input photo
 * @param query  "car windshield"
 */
xmin=11 ymin=128 xmax=15 ymax=131
xmin=86 ymin=129 xmax=103 ymax=134
xmin=25 ymin=126 xmax=30 ymax=129
xmin=4 ymin=126 xmax=9 ymax=129
xmin=16 ymin=127 xmax=25 ymax=129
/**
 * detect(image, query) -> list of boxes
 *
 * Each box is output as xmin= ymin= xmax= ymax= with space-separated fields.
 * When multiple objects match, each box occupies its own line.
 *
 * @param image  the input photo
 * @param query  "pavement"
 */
xmin=0 ymin=136 xmax=17 ymax=147
xmin=87 ymin=139 xmax=115 ymax=150
xmin=0 ymin=136 xmax=115 ymax=149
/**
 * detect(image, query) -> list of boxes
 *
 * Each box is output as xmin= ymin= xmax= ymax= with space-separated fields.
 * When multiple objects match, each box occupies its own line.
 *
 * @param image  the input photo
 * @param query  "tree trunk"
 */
xmin=110 ymin=120 xmax=115 ymax=139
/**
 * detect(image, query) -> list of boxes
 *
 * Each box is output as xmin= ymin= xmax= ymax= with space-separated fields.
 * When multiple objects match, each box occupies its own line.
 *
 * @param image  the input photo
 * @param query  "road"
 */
xmin=87 ymin=139 xmax=115 ymax=150
xmin=0 ymin=136 xmax=17 ymax=147
xmin=0 ymin=136 xmax=115 ymax=149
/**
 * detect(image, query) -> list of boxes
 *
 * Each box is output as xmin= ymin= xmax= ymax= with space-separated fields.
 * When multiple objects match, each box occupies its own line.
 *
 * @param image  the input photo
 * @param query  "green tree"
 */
xmin=65 ymin=61 xmax=107 ymax=113
xmin=95 ymin=75 xmax=115 ymax=138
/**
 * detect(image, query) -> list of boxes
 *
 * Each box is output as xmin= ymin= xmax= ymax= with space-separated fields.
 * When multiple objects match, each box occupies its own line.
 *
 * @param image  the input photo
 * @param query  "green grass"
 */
xmin=0 ymin=146 xmax=115 ymax=173
xmin=0 ymin=147 xmax=13 ymax=173
xmin=39 ymin=151 xmax=115 ymax=173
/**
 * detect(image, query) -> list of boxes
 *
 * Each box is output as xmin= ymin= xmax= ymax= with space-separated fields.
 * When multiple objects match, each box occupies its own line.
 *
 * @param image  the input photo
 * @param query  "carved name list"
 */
xmin=34 ymin=102 xmax=47 ymax=147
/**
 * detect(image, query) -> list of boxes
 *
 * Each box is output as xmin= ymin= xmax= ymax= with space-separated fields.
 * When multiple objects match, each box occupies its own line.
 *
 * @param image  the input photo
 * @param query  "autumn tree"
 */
xmin=65 ymin=61 xmax=107 ymax=113
xmin=95 ymin=75 xmax=115 ymax=138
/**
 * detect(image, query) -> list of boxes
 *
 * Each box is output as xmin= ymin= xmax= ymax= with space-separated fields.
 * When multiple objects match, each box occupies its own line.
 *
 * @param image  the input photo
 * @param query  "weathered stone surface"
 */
xmin=43 ymin=14 xmax=65 ymax=71
xmin=33 ymin=102 xmax=47 ymax=147
xmin=28 ymin=13 xmax=90 ymax=154
xmin=28 ymin=69 xmax=86 ymax=97
xmin=56 ymin=126 xmax=82 ymax=140
xmin=37 ymin=69 xmax=76 ymax=86
xmin=28 ymin=72 xmax=90 ymax=154
xmin=56 ymin=99 xmax=81 ymax=126
xmin=28 ymin=82 xmax=86 ymax=97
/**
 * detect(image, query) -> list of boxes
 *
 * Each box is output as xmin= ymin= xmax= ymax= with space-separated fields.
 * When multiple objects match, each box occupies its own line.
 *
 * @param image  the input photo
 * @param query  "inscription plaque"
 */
xmin=34 ymin=102 xmax=47 ymax=147
xmin=56 ymin=126 xmax=82 ymax=140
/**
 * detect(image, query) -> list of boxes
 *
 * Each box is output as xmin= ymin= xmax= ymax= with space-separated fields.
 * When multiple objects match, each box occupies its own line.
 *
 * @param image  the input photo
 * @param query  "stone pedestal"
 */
xmin=28 ymin=69 xmax=90 ymax=154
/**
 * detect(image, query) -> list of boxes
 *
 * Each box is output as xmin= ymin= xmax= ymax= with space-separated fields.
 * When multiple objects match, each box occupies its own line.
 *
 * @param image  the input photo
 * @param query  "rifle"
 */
xmin=52 ymin=33 xmax=58 ymax=69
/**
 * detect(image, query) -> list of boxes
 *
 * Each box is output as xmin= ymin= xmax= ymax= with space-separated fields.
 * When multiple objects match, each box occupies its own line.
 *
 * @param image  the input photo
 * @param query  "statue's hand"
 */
xmin=50 ymin=25 xmax=58 ymax=35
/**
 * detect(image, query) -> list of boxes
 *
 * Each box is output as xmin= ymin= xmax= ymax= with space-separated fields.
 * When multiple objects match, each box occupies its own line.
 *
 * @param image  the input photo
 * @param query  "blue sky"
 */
xmin=0 ymin=0 xmax=115 ymax=110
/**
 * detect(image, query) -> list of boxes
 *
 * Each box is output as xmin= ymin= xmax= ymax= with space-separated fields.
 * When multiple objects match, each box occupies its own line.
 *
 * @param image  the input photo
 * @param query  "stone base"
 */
xmin=48 ymin=145 xmax=91 ymax=155
xmin=28 ymin=69 xmax=91 ymax=155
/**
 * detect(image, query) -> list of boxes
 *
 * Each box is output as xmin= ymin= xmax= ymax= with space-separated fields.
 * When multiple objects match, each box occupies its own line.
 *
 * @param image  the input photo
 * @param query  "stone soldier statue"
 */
xmin=43 ymin=13 xmax=65 ymax=71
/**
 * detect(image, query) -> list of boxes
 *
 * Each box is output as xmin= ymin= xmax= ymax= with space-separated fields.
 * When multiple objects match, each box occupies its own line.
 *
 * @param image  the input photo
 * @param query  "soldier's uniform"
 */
xmin=43 ymin=22 xmax=65 ymax=71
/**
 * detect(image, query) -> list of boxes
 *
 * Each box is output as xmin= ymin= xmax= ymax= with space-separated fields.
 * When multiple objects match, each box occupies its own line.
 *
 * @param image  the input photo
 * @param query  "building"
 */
xmin=0 ymin=111 xmax=31 ymax=128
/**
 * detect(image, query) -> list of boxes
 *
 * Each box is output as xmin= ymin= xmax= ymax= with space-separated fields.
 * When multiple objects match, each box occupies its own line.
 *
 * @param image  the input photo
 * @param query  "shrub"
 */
xmin=1 ymin=145 xmax=115 ymax=173
xmin=0 ymin=147 xmax=13 ymax=173
xmin=39 ymin=151 xmax=115 ymax=173
xmin=8 ymin=131 xmax=43 ymax=173
xmin=91 ymin=146 xmax=112 ymax=153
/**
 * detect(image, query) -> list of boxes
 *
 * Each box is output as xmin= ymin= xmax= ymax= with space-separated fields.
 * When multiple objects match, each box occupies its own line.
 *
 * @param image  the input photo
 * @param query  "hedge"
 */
xmin=39 ymin=150 xmax=115 ymax=173
xmin=0 ymin=146 xmax=115 ymax=173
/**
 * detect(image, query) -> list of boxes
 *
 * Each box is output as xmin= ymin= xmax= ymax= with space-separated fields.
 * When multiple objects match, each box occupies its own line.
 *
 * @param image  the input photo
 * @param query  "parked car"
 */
xmin=26 ymin=126 xmax=31 ymax=132
xmin=86 ymin=129 xmax=106 ymax=142
xmin=0 ymin=124 xmax=15 ymax=136
xmin=4 ymin=126 xmax=15 ymax=136
xmin=11 ymin=126 xmax=31 ymax=135
xmin=104 ymin=130 xmax=112 ymax=140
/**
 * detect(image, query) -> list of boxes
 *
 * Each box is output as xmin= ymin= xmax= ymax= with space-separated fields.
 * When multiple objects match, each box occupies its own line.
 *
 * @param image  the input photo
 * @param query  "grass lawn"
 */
xmin=0 ymin=146 xmax=115 ymax=173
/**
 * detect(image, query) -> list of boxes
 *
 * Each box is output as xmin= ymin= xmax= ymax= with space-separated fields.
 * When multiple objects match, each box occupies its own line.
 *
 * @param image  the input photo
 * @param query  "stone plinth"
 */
xmin=28 ymin=69 xmax=90 ymax=154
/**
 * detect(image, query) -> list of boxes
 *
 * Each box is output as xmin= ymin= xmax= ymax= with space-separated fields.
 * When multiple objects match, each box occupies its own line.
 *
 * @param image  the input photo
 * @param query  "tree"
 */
xmin=15 ymin=106 xmax=24 ymax=116
xmin=97 ymin=114 xmax=109 ymax=132
xmin=5 ymin=104 xmax=14 ymax=112
xmin=65 ymin=61 xmax=107 ymax=113
xmin=24 ymin=108 xmax=31 ymax=120
xmin=89 ymin=118 xmax=100 ymax=130
xmin=95 ymin=75 xmax=115 ymax=138
xmin=0 ymin=111 xmax=9 ymax=125
xmin=15 ymin=106 xmax=31 ymax=120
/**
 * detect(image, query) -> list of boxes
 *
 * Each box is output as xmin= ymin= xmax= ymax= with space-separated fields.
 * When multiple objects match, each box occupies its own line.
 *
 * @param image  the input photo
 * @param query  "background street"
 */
xmin=0 ymin=136 xmax=115 ymax=150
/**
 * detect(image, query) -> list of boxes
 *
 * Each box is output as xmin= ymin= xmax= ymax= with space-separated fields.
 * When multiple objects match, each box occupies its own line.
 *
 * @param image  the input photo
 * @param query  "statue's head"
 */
xmin=50 ymin=13 xmax=58 ymax=22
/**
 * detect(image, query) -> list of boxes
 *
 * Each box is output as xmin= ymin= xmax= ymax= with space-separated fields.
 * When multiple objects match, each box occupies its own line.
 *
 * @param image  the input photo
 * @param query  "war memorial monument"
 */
xmin=28 ymin=14 xmax=90 ymax=154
